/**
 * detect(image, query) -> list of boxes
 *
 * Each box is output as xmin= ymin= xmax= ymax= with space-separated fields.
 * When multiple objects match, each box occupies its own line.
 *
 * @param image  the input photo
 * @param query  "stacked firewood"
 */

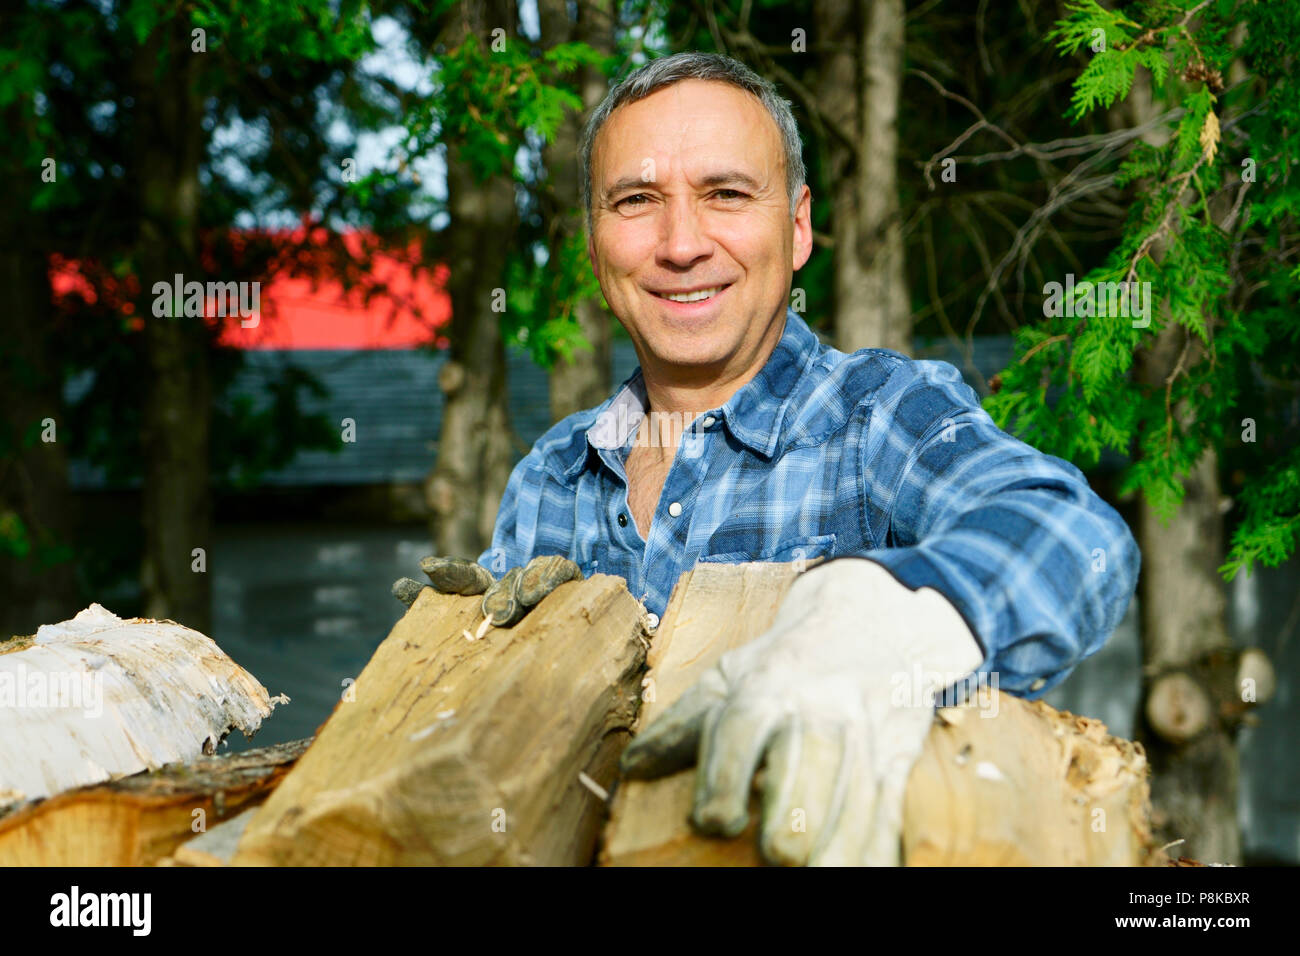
xmin=1 ymin=566 xmax=1169 ymax=866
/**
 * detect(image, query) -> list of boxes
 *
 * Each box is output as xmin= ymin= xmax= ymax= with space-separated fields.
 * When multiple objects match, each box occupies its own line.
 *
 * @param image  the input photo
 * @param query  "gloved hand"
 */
xmin=619 ymin=557 xmax=984 ymax=866
xmin=392 ymin=554 xmax=583 ymax=630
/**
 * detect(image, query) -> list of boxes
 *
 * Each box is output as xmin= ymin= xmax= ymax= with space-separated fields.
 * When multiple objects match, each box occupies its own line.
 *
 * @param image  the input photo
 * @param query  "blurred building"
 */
xmin=55 ymin=236 xmax=1026 ymax=495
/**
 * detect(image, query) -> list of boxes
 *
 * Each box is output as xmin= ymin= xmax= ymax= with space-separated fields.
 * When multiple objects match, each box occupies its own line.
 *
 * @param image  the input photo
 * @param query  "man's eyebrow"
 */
xmin=697 ymin=171 xmax=762 ymax=191
xmin=603 ymin=170 xmax=763 ymax=200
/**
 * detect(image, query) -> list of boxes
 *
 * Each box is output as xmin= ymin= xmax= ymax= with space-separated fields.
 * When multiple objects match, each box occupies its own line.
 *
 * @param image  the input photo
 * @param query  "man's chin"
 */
xmin=640 ymin=344 xmax=740 ymax=379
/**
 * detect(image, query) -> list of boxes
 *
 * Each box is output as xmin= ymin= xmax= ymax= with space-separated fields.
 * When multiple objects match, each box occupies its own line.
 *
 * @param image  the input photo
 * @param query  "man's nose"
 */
xmin=657 ymin=198 xmax=712 ymax=267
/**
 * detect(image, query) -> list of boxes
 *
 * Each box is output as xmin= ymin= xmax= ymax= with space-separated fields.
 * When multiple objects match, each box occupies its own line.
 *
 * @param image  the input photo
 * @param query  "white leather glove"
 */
xmin=620 ymin=557 xmax=985 ymax=866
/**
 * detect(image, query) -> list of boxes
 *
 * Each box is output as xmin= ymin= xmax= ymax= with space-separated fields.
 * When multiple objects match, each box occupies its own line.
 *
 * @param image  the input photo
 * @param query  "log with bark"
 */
xmin=0 ymin=603 xmax=287 ymax=809
xmin=600 ymin=561 xmax=1167 ymax=866
xmin=0 ymin=738 xmax=308 ymax=866
xmin=232 ymin=574 xmax=650 ymax=866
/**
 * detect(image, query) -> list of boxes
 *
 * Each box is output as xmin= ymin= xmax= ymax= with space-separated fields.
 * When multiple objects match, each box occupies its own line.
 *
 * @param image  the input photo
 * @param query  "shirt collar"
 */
xmin=562 ymin=307 xmax=821 ymax=479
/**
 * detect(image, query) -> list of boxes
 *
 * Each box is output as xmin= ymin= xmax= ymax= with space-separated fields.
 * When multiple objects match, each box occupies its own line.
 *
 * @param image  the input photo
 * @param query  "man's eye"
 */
xmin=616 ymin=194 xmax=650 ymax=208
xmin=714 ymin=189 xmax=748 ymax=201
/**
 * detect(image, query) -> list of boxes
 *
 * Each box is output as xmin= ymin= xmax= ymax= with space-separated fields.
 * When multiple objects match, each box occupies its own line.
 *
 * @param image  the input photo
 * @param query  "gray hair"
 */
xmin=579 ymin=51 xmax=806 ymax=234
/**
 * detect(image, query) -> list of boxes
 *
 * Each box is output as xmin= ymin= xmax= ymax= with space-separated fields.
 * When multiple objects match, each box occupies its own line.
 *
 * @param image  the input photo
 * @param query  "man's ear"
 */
xmin=792 ymin=185 xmax=813 ymax=272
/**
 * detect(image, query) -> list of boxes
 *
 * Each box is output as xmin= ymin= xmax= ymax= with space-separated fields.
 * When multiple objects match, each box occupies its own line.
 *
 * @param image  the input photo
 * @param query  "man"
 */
xmin=397 ymin=51 xmax=1139 ymax=865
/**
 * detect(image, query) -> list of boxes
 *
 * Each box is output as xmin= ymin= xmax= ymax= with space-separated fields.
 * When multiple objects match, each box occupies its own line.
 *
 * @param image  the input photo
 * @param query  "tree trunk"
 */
xmin=424 ymin=0 xmax=520 ymax=560
xmin=0 ymin=79 xmax=77 ymax=636
xmin=1122 ymin=69 xmax=1241 ymax=865
xmin=1133 ymin=330 xmax=1240 ymax=864
xmin=815 ymin=0 xmax=910 ymax=354
xmin=541 ymin=0 xmax=614 ymax=422
xmin=132 ymin=21 xmax=211 ymax=632
xmin=0 ymin=241 xmax=79 ymax=637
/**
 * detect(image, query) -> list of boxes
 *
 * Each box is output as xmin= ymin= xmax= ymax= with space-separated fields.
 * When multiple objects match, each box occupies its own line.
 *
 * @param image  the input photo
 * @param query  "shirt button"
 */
xmin=668 ymin=501 xmax=683 ymax=517
xmin=617 ymin=513 xmax=628 ymax=527
xmin=645 ymin=612 xmax=660 ymax=630
xmin=1030 ymin=678 xmax=1047 ymax=692
xmin=702 ymin=415 xmax=716 ymax=428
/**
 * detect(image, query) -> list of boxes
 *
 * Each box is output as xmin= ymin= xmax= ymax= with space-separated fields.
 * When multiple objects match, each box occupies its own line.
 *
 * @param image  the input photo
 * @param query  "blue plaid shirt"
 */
xmin=479 ymin=308 xmax=1139 ymax=698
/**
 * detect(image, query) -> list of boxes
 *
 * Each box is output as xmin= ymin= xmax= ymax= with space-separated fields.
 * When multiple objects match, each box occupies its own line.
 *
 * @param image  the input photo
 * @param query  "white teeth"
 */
xmin=662 ymin=286 xmax=724 ymax=303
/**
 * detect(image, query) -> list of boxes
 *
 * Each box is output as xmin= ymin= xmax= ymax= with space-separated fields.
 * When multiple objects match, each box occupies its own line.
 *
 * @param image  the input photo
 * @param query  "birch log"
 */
xmin=0 ymin=738 xmax=308 ymax=866
xmin=233 ymin=574 xmax=649 ymax=866
xmin=600 ymin=561 xmax=1164 ymax=866
xmin=0 ymin=604 xmax=286 ymax=809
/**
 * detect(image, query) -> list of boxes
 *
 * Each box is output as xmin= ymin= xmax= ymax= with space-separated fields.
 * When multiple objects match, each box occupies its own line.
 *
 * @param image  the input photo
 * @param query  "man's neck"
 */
xmin=633 ymin=310 xmax=788 ymax=460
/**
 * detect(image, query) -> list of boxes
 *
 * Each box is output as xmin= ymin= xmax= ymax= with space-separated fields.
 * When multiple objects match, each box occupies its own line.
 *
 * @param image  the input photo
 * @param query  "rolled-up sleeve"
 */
xmin=853 ymin=357 xmax=1140 ymax=698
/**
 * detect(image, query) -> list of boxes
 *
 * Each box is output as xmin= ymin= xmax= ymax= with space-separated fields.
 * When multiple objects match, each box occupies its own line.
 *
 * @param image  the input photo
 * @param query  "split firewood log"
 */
xmin=600 ymin=561 xmax=1165 ymax=867
xmin=166 ymin=806 xmax=261 ymax=867
xmin=232 ymin=574 xmax=650 ymax=866
xmin=0 ymin=738 xmax=308 ymax=866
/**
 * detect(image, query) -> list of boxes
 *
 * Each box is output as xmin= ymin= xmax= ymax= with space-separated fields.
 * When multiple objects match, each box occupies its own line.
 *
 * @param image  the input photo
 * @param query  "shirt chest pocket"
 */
xmin=695 ymin=532 xmax=837 ymax=567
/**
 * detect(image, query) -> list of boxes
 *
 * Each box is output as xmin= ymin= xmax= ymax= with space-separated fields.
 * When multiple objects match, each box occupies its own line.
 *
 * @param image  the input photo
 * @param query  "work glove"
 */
xmin=619 ymin=557 xmax=984 ymax=866
xmin=392 ymin=554 xmax=583 ymax=631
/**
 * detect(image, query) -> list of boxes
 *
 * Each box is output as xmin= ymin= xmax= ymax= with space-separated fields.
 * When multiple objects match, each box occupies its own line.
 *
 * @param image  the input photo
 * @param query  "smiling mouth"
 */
xmin=650 ymin=284 xmax=732 ymax=303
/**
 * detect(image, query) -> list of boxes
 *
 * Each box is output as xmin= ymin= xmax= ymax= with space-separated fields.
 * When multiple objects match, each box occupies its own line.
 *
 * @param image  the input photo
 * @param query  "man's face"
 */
xmin=588 ymin=79 xmax=812 ymax=377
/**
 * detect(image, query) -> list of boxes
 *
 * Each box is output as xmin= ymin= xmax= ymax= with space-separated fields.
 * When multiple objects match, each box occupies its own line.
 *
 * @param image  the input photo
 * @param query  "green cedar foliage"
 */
xmin=984 ymin=0 xmax=1299 ymax=581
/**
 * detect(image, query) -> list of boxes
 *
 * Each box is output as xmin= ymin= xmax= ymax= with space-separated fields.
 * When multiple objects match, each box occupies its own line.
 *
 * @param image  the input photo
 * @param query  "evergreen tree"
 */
xmin=984 ymin=0 xmax=1299 ymax=862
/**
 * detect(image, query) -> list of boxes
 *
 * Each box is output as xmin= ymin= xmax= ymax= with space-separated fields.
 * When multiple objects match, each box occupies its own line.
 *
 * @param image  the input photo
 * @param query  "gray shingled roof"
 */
xmin=66 ymin=333 xmax=1018 ymax=489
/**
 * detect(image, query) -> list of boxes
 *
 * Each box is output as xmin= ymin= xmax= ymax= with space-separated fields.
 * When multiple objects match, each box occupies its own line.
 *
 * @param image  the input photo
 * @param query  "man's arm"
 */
xmin=475 ymin=451 xmax=533 ymax=575
xmin=848 ymin=356 xmax=1140 ymax=697
xmin=618 ymin=354 xmax=1139 ymax=865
